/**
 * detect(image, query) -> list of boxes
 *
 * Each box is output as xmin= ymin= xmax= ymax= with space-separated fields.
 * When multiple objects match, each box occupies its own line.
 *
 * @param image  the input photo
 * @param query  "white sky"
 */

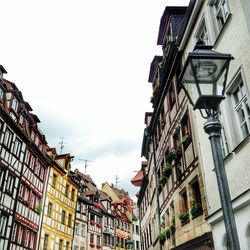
xmin=1 ymin=0 xmax=189 ymax=199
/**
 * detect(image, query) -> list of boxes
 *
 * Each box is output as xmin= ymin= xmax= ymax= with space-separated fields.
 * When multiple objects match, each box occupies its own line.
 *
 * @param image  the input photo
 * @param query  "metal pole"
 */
xmin=152 ymin=138 xmax=163 ymax=250
xmin=204 ymin=116 xmax=241 ymax=250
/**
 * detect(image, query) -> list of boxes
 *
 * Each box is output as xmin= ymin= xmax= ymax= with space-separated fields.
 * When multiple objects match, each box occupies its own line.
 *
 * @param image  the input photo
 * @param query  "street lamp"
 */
xmin=179 ymin=41 xmax=240 ymax=250
xmin=125 ymin=237 xmax=134 ymax=250
xmin=144 ymin=127 xmax=162 ymax=250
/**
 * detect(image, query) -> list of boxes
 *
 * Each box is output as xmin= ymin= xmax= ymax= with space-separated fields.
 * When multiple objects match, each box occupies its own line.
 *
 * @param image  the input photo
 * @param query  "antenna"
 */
xmin=59 ymin=137 xmax=68 ymax=154
xmin=78 ymin=159 xmax=93 ymax=174
xmin=115 ymin=175 xmax=121 ymax=188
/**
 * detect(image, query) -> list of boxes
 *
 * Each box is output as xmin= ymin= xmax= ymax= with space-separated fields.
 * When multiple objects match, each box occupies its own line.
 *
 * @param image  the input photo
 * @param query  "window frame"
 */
xmin=6 ymin=173 xmax=15 ymax=195
xmin=0 ymin=214 xmax=8 ymax=236
xmin=225 ymin=67 xmax=250 ymax=145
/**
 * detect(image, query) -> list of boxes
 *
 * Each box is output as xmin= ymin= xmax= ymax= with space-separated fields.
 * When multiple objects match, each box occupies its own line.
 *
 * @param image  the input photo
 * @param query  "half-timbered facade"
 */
xmin=0 ymin=66 xmax=49 ymax=250
xmin=100 ymin=190 xmax=115 ymax=250
xmin=40 ymin=148 xmax=78 ymax=250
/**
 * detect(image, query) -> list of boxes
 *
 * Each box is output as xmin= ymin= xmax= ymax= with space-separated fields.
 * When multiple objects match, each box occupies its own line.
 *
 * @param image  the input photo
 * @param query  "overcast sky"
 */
xmin=1 ymin=0 xmax=188 ymax=200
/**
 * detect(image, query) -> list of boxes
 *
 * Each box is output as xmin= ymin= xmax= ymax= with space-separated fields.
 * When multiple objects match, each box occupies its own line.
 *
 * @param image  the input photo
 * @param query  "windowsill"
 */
xmin=213 ymin=13 xmax=232 ymax=47
xmin=232 ymin=134 xmax=250 ymax=154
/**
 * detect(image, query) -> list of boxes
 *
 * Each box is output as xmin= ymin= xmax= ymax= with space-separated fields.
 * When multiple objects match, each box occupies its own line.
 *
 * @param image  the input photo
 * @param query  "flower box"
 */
xmin=93 ymin=202 xmax=101 ymax=209
xmin=190 ymin=203 xmax=203 ymax=218
xmin=90 ymin=220 xmax=96 ymax=225
xmin=97 ymin=223 xmax=103 ymax=228
xmin=179 ymin=211 xmax=190 ymax=225
xmin=90 ymin=243 xmax=95 ymax=248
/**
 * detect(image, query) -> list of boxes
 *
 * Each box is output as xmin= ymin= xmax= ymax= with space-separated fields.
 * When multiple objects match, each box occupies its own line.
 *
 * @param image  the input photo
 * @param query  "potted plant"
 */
xmin=97 ymin=223 xmax=103 ymax=228
xmin=179 ymin=211 xmax=190 ymax=225
xmin=190 ymin=203 xmax=202 ymax=218
xmin=159 ymin=231 xmax=166 ymax=244
xmin=163 ymin=163 xmax=171 ymax=177
xmin=90 ymin=243 xmax=95 ymax=248
xmin=182 ymin=134 xmax=191 ymax=149
xmin=157 ymin=185 xmax=162 ymax=193
xmin=165 ymin=228 xmax=171 ymax=239
xmin=166 ymin=150 xmax=177 ymax=163
xmin=159 ymin=176 xmax=166 ymax=185
xmin=174 ymin=123 xmax=181 ymax=137
xmin=36 ymin=204 xmax=43 ymax=214
xmin=90 ymin=220 xmax=96 ymax=225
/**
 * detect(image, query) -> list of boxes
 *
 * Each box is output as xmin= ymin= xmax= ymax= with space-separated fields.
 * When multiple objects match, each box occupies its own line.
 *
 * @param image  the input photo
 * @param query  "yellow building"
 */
xmin=40 ymin=148 xmax=78 ymax=250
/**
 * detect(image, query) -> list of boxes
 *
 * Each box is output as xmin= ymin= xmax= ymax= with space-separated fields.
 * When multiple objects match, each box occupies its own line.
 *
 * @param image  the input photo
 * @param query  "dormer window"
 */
xmin=11 ymin=97 xmax=19 ymax=113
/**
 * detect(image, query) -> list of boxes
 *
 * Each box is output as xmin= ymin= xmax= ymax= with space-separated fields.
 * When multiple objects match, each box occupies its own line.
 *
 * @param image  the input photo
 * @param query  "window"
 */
xmin=210 ymin=0 xmax=230 ymax=35
xmin=24 ymin=229 xmax=30 ymax=247
xmin=97 ymin=235 xmax=101 ymax=245
xmin=71 ymin=188 xmax=75 ymax=200
xmin=30 ymin=155 xmax=36 ymax=169
xmin=30 ymin=232 xmax=35 ymax=249
xmin=68 ymin=213 xmax=72 ymax=227
xmin=24 ymin=187 xmax=30 ymax=202
xmin=40 ymin=167 xmax=45 ymax=181
xmin=227 ymin=71 xmax=250 ymax=142
xmin=75 ymin=223 xmax=79 ymax=235
xmin=25 ymin=150 xmax=31 ymax=165
xmin=0 ymin=214 xmax=8 ymax=236
xmin=59 ymin=239 xmax=63 ymax=250
xmin=47 ymin=203 xmax=52 ymax=217
xmin=61 ymin=210 xmax=66 ymax=224
xmin=190 ymin=179 xmax=203 ymax=218
xmin=11 ymin=97 xmax=19 ymax=113
xmin=168 ymin=82 xmax=175 ymax=110
xmin=195 ymin=18 xmax=210 ymax=45
xmin=66 ymin=241 xmax=70 ymax=250
xmin=0 ymin=168 xmax=5 ymax=189
xmin=43 ymin=234 xmax=49 ymax=250
xmin=65 ymin=184 xmax=69 ymax=197
xmin=90 ymin=234 xmax=94 ymax=243
xmin=52 ymin=173 xmax=57 ymax=187
xmin=35 ymin=161 xmax=40 ymax=175
xmin=6 ymin=173 xmax=15 ymax=194
xmin=30 ymin=192 xmax=35 ymax=209
xmin=18 ymin=225 xmax=24 ymax=244
xmin=3 ymin=128 xmax=13 ymax=148
xmin=11 ymin=222 xmax=17 ymax=241
xmin=80 ymin=224 xmax=85 ymax=236
xmin=13 ymin=138 xmax=22 ymax=156
xmin=110 ymin=218 xmax=114 ymax=228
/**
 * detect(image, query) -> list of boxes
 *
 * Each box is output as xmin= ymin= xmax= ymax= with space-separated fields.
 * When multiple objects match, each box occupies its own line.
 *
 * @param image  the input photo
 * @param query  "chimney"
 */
xmin=0 ymin=65 xmax=7 ymax=81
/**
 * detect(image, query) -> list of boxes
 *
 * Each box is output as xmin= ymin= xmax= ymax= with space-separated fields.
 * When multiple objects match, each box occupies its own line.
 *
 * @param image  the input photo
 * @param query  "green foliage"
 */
xmin=190 ymin=203 xmax=202 ymax=218
xmin=159 ymin=175 xmax=166 ymax=185
xmin=159 ymin=231 xmax=166 ymax=244
xmin=179 ymin=211 xmax=190 ymax=225
xmin=36 ymin=204 xmax=43 ymax=214
xmin=165 ymin=229 xmax=171 ymax=239
xmin=163 ymin=163 xmax=171 ymax=177
xmin=182 ymin=134 xmax=191 ymax=148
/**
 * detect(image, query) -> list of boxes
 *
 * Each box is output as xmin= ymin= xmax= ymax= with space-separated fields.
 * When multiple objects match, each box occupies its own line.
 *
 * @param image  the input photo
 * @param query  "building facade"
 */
xmin=178 ymin=0 xmax=250 ymax=249
xmin=40 ymin=148 xmax=78 ymax=250
xmin=102 ymin=182 xmax=134 ymax=250
xmin=136 ymin=5 xmax=214 ymax=250
xmin=0 ymin=67 xmax=49 ymax=250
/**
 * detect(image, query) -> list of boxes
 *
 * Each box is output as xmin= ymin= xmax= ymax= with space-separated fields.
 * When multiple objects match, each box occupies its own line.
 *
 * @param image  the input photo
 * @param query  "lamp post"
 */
xmin=125 ymin=237 xmax=134 ymax=250
xmin=179 ymin=41 xmax=240 ymax=250
xmin=144 ymin=128 xmax=162 ymax=250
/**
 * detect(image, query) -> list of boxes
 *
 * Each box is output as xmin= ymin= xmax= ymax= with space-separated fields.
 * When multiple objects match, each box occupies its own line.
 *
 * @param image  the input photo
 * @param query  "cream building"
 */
xmin=178 ymin=0 xmax=250 ymax=249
